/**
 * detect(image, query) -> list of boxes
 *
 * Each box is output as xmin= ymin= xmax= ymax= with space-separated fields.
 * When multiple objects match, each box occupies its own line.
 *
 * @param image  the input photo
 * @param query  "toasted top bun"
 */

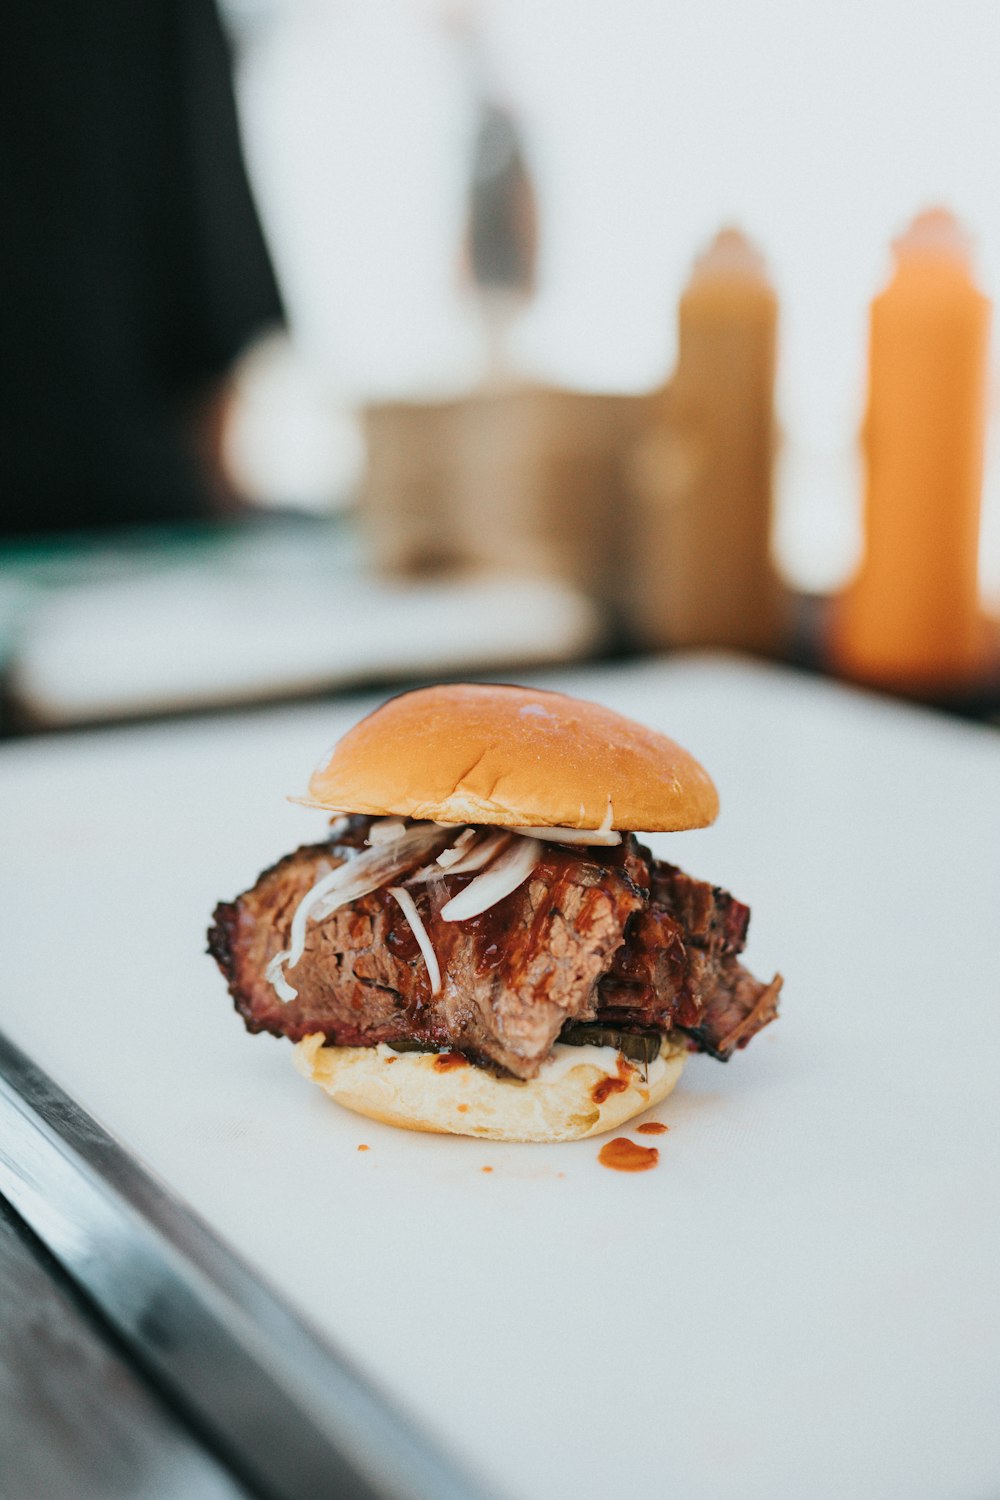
xmin=301 ymin=683 xmax=718 ymax=832
xmin=294 ymin=1033 xmax=687 ymax=1143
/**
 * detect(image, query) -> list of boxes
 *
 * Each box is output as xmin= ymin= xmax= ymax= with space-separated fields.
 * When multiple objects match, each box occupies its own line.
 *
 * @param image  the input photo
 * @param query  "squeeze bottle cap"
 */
xmin=689 ymin=227 xmax=769 ymax=286
xmin=892 ymin=207 xmax=974 ymax=269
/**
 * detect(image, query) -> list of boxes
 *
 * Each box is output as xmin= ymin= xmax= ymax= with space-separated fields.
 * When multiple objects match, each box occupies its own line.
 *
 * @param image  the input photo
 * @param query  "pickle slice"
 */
xmin=557 ymin=1023 xmax=663 ymax=1065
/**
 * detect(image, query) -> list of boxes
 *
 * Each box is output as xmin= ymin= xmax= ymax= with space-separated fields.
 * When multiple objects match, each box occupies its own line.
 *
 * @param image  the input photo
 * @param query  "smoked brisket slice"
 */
xmin=594 ymin=853 xmax=777 ymax=1057
xmin=208 ymin=823 xmax=781 ymax=1078
xmin=209 ymin=828 xmax=647 ymax=1079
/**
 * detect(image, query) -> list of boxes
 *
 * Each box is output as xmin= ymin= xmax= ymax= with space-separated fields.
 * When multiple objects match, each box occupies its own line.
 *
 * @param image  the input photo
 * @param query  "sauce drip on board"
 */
xmin=636 ymin=1121 xmax=668 ymax=1135
xmin=598 ymin=1138 xmax=659 ymax=1172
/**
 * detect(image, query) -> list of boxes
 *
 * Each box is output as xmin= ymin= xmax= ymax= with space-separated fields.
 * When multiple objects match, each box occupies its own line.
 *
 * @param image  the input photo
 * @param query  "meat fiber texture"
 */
xmin=209 ymin=819 xmax=780 ymax=1080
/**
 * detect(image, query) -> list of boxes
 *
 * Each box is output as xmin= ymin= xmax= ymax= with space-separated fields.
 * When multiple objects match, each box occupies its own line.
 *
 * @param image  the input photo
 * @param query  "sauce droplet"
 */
xmin=357 ymin=1144 xmax=369 ymax=1152
xmin=591 ymin=1055 xmax=634 ymax=1104
xmin=592 ymin=1076 xmax=627 ymax=1104
xmin=433 ymin=1051 xmax=469 ymax=1072
xmin=636 ymin=1122 xmax=668 ymax=1135
xmin=481 ymin=1166 xmax=493 ymax=1173
xmin=598 ymin=1137 xmax=659 ymax=1172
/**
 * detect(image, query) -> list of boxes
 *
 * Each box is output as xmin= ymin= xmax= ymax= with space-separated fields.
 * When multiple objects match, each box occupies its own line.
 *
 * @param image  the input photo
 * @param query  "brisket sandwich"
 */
xmin=209 ymin=683 xmax=781 ymax=1142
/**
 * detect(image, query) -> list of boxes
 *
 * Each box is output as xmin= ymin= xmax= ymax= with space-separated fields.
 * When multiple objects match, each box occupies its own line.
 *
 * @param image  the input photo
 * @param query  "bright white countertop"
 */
xmin=1 ymin=655 xmax=998 ymax=1500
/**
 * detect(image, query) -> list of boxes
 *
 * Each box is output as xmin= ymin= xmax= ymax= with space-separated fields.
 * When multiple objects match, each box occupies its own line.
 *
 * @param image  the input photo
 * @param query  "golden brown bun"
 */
xmin=301 ymin=683 xmax=718 ymax=832
xmin=293 ymin=1034 xmax=686 ymax=1143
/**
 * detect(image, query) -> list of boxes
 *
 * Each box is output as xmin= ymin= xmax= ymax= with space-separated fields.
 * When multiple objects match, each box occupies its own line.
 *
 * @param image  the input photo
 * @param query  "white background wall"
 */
xmin=223 ymin=0 xmax=1000 ymax=601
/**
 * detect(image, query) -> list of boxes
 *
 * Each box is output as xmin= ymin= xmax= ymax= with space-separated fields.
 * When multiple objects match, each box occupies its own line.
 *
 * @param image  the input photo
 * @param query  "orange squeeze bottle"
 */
xmin=832 ymin=209 xmax=992 ymax=695
xmin=630 ymin=228 xmax=785 ymax=655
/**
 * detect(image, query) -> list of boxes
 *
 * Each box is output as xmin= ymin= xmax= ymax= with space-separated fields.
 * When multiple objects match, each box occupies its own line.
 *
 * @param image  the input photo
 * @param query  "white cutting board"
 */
xmin=1 ymin=656 xmax=998 ymax=1500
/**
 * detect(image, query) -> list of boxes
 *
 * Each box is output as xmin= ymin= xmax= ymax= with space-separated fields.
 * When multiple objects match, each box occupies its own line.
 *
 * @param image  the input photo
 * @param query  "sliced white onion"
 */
xmin=507 ymin=824 xmax=621 ymax=846
xmin=265 ymin=950 xmax=298 ymax=1003
xmin=327 ymin=815 xmax=352 ymax=840
xmin=434 ymin=828 xmax=476 ymax=868
xmin=309 ymin=826 xmax=445 ymax=924
xmin=366 ymin=818 xmax=408 ymax=846
xmin=387 ymin=886 xmax=442 ymax=995
xmin=509 ymin=799 xmax=620 ymax=846
xmin=440 ymin=836 xmax=541 ymax=922
xmin=407 ymin=829 xmax=510 ymax=884
xmin=268 ymin=823 xmax=448 ymax=1000
xmin=437 ymin=830 xmax=512 ymax=876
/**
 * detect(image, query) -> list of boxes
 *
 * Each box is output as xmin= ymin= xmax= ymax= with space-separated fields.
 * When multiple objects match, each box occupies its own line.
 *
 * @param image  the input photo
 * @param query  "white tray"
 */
xmin=7 ymin=565 xmax=599 ymax=725
xmin=1 ymin=655 xmax=998 ymax=1500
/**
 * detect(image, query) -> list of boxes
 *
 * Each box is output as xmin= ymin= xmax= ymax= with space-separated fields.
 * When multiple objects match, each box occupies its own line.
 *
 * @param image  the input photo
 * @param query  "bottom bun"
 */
xmin=293 ymin=1033 xmax=687 ymax=1143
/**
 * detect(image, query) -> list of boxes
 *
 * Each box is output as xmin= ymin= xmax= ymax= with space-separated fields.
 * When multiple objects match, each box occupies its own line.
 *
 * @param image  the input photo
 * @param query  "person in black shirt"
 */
xmin=1 ymin=0 xmax=284 ymax=537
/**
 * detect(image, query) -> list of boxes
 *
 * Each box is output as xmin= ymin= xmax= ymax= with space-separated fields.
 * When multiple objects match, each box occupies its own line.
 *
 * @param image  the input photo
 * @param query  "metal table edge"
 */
xmin=0 ymin=1028 xmax=498 ymax=1500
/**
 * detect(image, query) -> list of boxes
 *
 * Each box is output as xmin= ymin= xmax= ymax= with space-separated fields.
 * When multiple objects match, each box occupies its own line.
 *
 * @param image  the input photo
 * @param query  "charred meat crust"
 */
xmin=595 ymin=843 xmax=771 ymax=1058
xmin=209 ymin=833 xmax=647 ymax=1077
xmin=208 ymin=824 xmax=781 ymax=1078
